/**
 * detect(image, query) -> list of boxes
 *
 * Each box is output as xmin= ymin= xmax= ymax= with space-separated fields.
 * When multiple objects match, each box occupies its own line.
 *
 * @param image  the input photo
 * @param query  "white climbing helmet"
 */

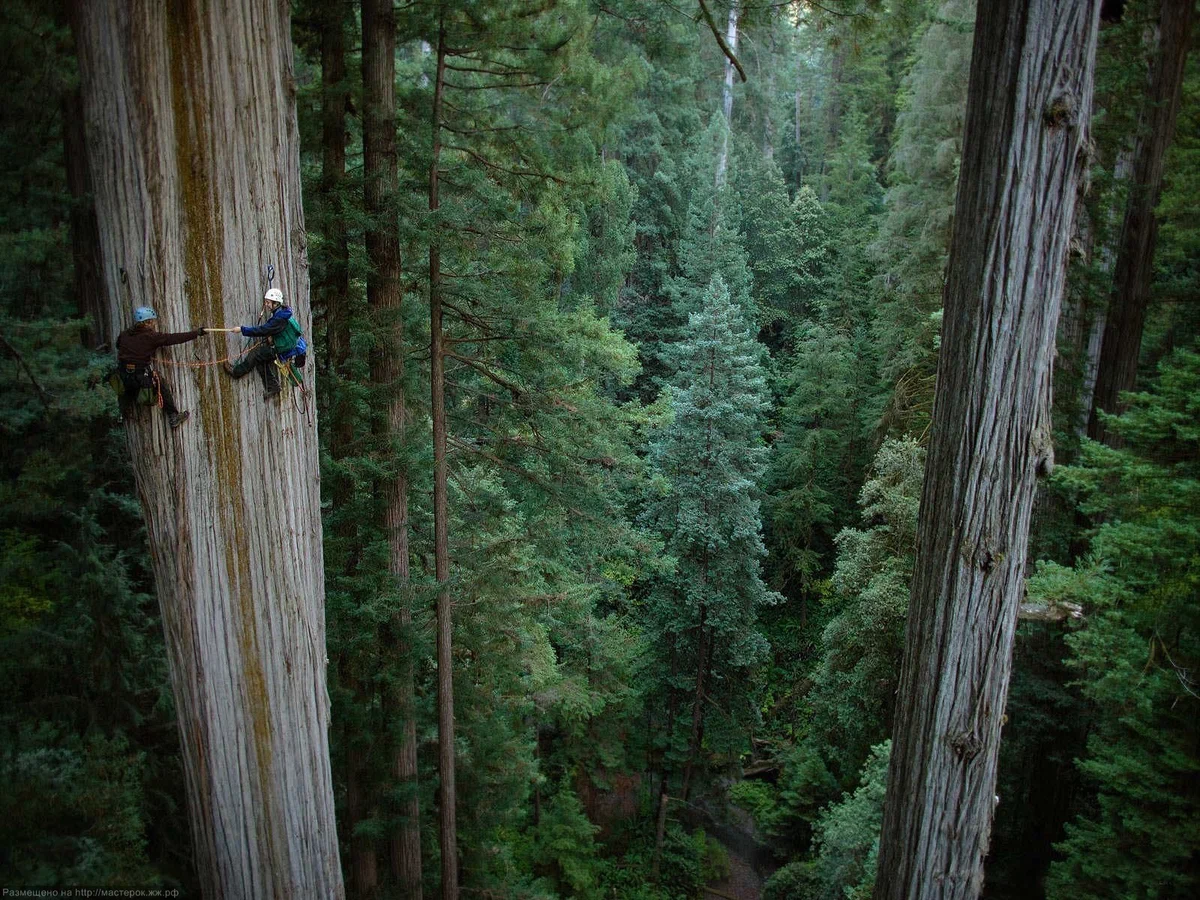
xmin=264 ymin=288 xmax=285 ymax=305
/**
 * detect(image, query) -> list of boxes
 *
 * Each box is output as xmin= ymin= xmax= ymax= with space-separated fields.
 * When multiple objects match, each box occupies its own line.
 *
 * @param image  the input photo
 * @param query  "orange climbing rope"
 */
xmin=156 ymin=354 xmax=238 ymax=369
xmin=156 ymin=337 xmax=316 ymax=428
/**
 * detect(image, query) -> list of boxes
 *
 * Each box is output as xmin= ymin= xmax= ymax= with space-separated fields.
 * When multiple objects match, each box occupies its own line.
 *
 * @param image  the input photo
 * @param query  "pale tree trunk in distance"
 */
xmin=873 ymin=3 xmax=1100 ymax=899
xmin=72 ymin=2 xmax=344 ymax=897
xmin=430 ymin=20 xmax=460 ymax=900
xmin=715 ymin=1 xmax=739 ymax=186
xmin=1087 ymin=0 xmax=1196 ymax=446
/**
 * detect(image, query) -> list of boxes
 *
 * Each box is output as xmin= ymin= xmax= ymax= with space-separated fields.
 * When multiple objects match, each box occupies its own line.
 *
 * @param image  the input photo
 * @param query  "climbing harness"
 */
xmin=108 ymin=362 xmax=164 ymax=408
xmin=124 ymin=263 xmax=313 ymax=426
xmin=274 ymin=355 xmax=315 ymax=428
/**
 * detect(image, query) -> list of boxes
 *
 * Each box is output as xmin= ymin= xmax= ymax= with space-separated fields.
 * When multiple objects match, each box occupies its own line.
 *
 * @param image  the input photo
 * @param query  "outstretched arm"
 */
xmin=239 ymin=318 xmax=288 ymax=338
xmin=150 ymin=328 xmax=206 ymax=348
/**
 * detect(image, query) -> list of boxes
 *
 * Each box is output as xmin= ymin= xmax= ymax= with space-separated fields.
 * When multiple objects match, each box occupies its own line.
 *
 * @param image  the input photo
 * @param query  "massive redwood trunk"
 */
xmin=873 ymin=3 xmax=1100 ymax=899
xmin=72 ymin=2 xmax=344 ymax=897
xmin=1087 ymin=0 xmax=1196 ymax=445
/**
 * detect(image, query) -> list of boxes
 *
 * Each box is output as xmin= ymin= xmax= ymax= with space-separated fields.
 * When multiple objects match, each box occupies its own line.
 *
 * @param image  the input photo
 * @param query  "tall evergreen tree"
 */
xmin=644 ymin=274 xmax=776 ymax=861
xmin=1042 ymin=345 xmax=1200 ymax=900
xmin=870 ymin=0 xmax=975 ymax=435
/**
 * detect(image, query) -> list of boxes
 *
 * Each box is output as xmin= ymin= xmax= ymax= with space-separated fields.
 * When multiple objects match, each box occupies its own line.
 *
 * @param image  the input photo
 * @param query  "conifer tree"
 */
xmin=645 ymin=274 xmax=776 ymax=860
xmin=1089 ymin=0 xmax=1197 ymax=445
xmin=732 ymin=146 xmax=808 ymax=351
xmin=394 ymin=2 xmax=647 ymax=893
xmin=871 ymin=0 xmax=975 ymax=434
xmin=1042 ymin=345 xmax=1200 ymax=900
xmin=666 ymin=116 xmax=755 ymax=336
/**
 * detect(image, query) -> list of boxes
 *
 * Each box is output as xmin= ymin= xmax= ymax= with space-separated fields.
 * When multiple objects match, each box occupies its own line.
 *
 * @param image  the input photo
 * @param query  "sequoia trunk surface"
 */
xmin=72 ymin=2 xmax=344 ymax=897
xmin=872 ymin=2 xmax=1100 ymax=899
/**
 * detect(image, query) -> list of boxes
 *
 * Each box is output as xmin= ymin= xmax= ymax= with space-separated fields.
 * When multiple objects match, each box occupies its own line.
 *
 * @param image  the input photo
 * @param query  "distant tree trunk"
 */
xmin=347 ymin=744 xmax=379 ymax=896
xmin=1088 ymin=0 xmax=1196 ymax=445
xmin=361 ymin=0 xmax=424 ymax=894
xmin=320 ymin=0 xmax=352 ymax=469
xmin=715 ymin=2 xmax=739 ymax=186
xmin=61 ymin=85 xmax=105 ymax=347
xmin=72 ymin=2 xmax=345 ymax=898
xmin=873 ymin=3 xmax=1100 ymax=899
xmin=429 ymin=20 xmax=460 ymax=900
xmin=651 ymin=651 xmax=680 ymax=881
xmin=679 ymin=615 xmax=709 ymax=803
xmin=763 ymin=64 xmax=776 ymax=161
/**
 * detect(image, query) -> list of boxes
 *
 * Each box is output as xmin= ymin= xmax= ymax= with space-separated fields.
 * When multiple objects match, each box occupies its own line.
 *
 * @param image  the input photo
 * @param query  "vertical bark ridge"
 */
xmin=873 ymin=2 xmax=1101 ymax=898
xmin=73 ymin=1 xmax=344 ymax=896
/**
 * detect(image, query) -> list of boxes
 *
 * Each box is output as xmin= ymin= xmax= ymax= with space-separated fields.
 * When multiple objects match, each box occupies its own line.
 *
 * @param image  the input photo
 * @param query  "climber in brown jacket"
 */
xmin=116 ymin=306 xmax=210 ymax=428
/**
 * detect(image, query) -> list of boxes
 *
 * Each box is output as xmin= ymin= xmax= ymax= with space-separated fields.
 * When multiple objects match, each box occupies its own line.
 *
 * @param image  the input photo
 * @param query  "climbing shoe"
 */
xmin=168 ymin=411 xmax=190 ymax=430
xmin=223 ymin=362 xmax=236 ymax=376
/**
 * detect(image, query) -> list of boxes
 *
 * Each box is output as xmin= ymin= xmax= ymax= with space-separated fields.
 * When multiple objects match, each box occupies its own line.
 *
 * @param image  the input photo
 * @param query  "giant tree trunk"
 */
xmin=72 ymin=2 xmax=344 ymax=897
xmin=872 ymin=3 xmax=1100 ymax=899
xmin=1087 ymin=0 xmax=1196 ymax=446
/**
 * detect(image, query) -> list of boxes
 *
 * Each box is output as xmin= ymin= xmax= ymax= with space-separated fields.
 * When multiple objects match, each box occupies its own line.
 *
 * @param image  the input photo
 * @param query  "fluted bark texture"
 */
xmin=873 ymin=2 xmax=1101 ymax=899
xmin=72 ymin=1 xmax=344 ymax=897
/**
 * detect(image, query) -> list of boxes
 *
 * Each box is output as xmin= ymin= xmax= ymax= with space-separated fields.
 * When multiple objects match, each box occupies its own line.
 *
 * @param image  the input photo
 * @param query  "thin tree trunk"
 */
xmin=320 ymin=0 xmax=352 ymax=477
xmin=679 ymin=616 xmax=709 ymax=803
xmin=873 ymin=3 xmax=1100 ymax=899
xmin=651 ymin=653 xmax=679 ymax=881
xmin=763 ymin=64 xmax=776 ymax=161
xmin=429 ymin=20 xmax=459 ymax=900
xmin=1066 ymin=147 xmax=1129 ymax=439
xmin=71 ymin=2 xmax=345 ymax=897
xmin=347 ymin=743 xmax=380 ymax=897
xmin=1088 ymin=0 xmax=1196 ymax=445
xmin=361 ymin=1 xmax=422 ymax=893
xmin=715 ymin=2 xmax=739 ymax=186
xmin=651 ymin=776 xmax=671 ymax=881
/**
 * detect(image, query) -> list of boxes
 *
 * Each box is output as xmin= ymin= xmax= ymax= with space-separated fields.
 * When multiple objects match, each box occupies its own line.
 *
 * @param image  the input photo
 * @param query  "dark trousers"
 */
xmin=230 ymin=343 xmax=281 ymax=393
xmin=118 ymin=364 xmax=178 ymax=418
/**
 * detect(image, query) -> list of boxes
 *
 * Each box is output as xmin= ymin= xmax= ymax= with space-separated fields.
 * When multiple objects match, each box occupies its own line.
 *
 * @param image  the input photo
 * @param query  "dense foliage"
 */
xmin=2 ymin=0 xmax=1197 ymax=897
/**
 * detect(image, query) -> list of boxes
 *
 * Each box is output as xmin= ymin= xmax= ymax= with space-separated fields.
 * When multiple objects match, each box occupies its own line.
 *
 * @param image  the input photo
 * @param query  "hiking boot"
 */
xmin=168 ymin=410 xmax=190 ymax=430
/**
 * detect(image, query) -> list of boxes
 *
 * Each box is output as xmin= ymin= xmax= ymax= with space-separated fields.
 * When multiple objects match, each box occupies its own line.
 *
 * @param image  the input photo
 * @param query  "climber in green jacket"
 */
xmin=222 ymin=288 xmax=307 ymax=401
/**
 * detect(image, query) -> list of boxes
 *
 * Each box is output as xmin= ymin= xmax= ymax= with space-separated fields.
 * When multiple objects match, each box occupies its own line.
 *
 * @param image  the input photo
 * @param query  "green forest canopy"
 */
xmin=1 ymin=0 xmax=1197 ymax=898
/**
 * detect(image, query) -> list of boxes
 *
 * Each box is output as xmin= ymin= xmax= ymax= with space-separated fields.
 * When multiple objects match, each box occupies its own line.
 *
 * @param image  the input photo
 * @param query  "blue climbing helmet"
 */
xmin=133 ymin=306 xmax=158 ymax=323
